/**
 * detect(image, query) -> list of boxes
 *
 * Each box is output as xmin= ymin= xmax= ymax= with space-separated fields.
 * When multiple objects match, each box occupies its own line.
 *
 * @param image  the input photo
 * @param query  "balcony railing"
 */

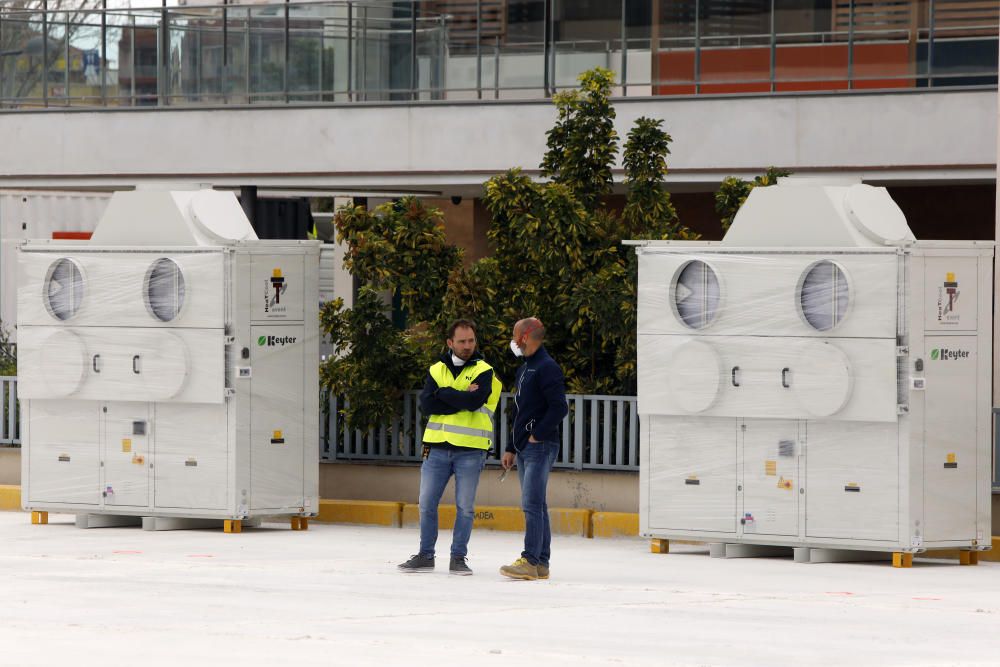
xmin=0 ymin=0 xmax=995 ymax=109
xmin=322 ymin=390 xmax=639 ymax=471
xmin=0 ymin=378 xmax=640 ymax=472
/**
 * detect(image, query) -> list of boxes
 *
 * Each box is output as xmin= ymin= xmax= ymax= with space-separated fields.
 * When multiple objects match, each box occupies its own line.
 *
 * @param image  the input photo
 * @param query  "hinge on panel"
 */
xmin=897 ymin=404 xmax=909 ymax=414
xmin=896 ymin=346 xmax=909 ymax=356
xmin=224 ymin=388 xmax=236 ymax=398
xmin=225 ymin=336 xmax=236 ymax=345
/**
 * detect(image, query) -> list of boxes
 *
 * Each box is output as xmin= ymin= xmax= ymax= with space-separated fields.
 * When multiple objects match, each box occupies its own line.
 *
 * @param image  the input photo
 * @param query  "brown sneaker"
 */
xmin=537 ymin=564 xmax=549 ymax=579
xmin=499 ymin=557 xmax=538 ymax=580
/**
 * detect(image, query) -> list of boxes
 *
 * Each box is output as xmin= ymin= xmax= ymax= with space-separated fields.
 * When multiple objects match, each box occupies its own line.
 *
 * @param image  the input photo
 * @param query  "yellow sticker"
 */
xmin=131 ymin=454 xmax=144 ymax=465
xmin=947 ymin=453 xmax=956 ymax=464
xmin=777 ymin=476 xmax=793 ymax=490
xmin=122 ymin=439 xmax=132 ymax=453
xmin=765 ymin=460 xmax=777 ymax=476
xmin=273 ymin=430 xmax=283 ymax=440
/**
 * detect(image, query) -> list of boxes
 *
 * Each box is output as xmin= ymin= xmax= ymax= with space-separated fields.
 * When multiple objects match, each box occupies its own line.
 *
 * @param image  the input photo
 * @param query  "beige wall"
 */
xmin=429 ymin=197 xmax=492 ymax=267
xmin=320 ymin=462 xmax=638 ymax=512
xmin=0 ymin=448 xmax=19 ymax=485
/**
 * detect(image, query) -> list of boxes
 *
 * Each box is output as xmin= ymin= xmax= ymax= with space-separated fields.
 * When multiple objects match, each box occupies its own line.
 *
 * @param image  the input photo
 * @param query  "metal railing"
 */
xmin=0 ymin=0 xmax=995 ymax=110
xmin=2 ymin=377 xmax=999 ymax=486
xmin=0 ymin=378 xmax=640 ymax=471
xmin=1 ymin=377 xmax=17 ymax=446
xmin=322 ymin=390 xmax=639 ymax=472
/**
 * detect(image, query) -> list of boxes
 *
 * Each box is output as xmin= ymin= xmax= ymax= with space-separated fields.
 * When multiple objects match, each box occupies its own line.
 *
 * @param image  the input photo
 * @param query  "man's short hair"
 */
xmin=447 ymin=318 xmax=477 ymax=340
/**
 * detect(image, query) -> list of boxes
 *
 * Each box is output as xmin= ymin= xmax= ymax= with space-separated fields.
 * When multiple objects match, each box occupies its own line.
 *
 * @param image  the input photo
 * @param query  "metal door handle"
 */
xmin=781 ymin=367 xmax=790 ymax=388
xmin=92 ymin=354 xmax=101 ymax=373
xmin=132 ymin=355 xmax=141 ymax=374
xmin=731 ymin=366 xmax=740 ymax=387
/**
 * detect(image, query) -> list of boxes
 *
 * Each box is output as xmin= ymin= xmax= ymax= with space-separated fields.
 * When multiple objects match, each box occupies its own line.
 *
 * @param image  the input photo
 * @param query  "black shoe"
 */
xmin=398 ymin=554 xmax=435 ymax=572
xmin=449 ymin=556 xmax=473 ymax=576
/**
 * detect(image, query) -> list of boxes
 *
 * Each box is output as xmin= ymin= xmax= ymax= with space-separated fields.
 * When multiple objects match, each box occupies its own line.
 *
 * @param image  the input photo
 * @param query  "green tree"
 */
xmin=0 ymin=321 xmax=15 ymax=376
xmin=540 ymin=67 xmax=618 ymax=209
xmin=320 ymin=290 xmax=434 ymax=430
xmin=472 ymin=71 xmax=695 ymax=394
xmin=323 ymin=67 xmax=697 ymax=433
xmin=335 ymin=197 xmax=461 ymax=324
xmin=320 ymin=198 xmax=460 ymax=431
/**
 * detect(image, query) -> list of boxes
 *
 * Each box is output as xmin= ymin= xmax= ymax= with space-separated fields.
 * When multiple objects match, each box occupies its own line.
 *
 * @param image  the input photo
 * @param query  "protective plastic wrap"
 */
xmin=17 ymin=189 xmax=320 ymax=523
xmin=635 ymin=181 xmax=993 ymax=556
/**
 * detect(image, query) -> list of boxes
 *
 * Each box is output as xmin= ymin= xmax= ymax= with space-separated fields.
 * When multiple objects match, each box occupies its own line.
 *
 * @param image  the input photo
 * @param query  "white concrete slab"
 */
xmin=0 ymin=512 xmax=997 ymax=666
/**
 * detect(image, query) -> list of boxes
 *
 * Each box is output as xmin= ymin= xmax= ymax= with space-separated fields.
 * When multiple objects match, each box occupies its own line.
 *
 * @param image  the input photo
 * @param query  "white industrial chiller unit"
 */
xmin=17 ymin=188 xmax=320 ymax=531
xmin=635 ymin=180 xmax=993 ymax=564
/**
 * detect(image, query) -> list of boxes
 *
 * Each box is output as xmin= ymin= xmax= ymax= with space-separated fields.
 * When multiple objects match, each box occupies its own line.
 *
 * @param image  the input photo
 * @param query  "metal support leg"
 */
xmin=650 ymin=538 xmax=669 ymax=554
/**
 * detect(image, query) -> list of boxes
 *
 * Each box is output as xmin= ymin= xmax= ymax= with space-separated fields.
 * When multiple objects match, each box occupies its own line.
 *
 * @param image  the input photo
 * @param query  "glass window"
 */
xmin=673 ymin=260 xmax=721 ymax=329
xmin=44 ymin=258 xmax=85 ymax=321
xmin=799 ymin=260 xmax=849 ymax=331
xmin=145 ymin=258 xmax=186 ymax=322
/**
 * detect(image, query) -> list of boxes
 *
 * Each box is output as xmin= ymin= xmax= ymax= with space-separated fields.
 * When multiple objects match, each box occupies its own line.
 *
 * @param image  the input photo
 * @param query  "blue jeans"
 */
xmin=517 ymin=441 xmax=560 ymax=566
xmin=418 ymin=446 xmax=487 ymax=559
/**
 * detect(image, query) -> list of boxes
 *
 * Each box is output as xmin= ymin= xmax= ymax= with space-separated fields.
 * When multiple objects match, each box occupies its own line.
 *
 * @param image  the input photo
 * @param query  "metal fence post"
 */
xmin=493 ymin=34 xmax=499 ymax=99
xmin=847 ymin=0 xmax=854 ymax=89
xmin=100 ymin=0 xmax=107 ymax=106
xmin=346 ymin=1 xmax=352 ymax=101
xmin=160 ymin=3 xmax=168 ymax=105
xmin=769 ymin=0 xmax=776 ymax=92
xmin=475 ymin=0 xmax=482 ymax=99
xmin=620 ymin=0 xmax=627 ymax=95
xmin=927 ymin=0 xmax=936 ymax=87
xmin=283 ymin=0 xmax=290 ymax=103
xmin=42 ymin=0 xmax=49 ymax=107
xmin=573 ymin=396 xmax=584 ymax=470
xmin=410 ymin=6 xmax=417 ymax=100
xmin=693 ymin=0 xmax=701 ymax=95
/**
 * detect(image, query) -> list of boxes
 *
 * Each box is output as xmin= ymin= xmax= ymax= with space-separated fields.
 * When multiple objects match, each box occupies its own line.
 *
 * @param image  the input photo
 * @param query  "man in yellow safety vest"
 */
xmin=398 ymin=319 xmax=501 ymax=576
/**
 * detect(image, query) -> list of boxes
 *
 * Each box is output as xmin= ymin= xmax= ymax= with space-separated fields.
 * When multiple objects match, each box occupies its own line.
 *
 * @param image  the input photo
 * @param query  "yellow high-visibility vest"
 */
xmin=423 ymin=359 xmax=502 ymax=450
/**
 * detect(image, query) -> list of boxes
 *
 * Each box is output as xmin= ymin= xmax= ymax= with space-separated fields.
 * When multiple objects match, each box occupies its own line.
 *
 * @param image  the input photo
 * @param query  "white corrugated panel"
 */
xmin=318 ymin=245 xmax=337 ymax=303
xmin=1 ymin=190 xmax=111 ymax=337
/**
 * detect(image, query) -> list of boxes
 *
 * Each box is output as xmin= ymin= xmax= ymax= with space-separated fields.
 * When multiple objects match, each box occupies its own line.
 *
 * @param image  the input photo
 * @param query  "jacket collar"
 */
xmin=524 ymin=345 xmax=549 ymax=364
xmin=440 ymin=350 xmax=484 ymax=376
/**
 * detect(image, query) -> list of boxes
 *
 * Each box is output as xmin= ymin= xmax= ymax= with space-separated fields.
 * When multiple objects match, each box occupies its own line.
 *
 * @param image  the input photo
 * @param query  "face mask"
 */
xmin=509 ymin=340 xmax=524 ymax=358
xmin=450 ymin=352 xmax=466 ymax=367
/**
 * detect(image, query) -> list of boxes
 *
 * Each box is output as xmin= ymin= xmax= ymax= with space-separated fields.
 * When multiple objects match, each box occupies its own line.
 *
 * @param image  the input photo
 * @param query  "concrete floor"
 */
xmin=1 ymin=512 xmax=999 ymax=666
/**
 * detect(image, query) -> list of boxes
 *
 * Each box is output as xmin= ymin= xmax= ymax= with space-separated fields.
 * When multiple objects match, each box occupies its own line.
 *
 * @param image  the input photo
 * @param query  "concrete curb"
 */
xmin=315 ymin=499 xmax=403 ymax=528
xmin=592 ymin=511 xmax=639 ymax=538
xmin=922 ymin=537 xmax=1000 ymax=562
xmin=0 ymin=485 xmax=20 ymax=511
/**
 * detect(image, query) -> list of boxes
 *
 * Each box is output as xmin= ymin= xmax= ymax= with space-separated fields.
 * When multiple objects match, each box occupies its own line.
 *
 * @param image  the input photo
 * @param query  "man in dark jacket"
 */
xmin=398 ymin=319 xmax=501 ymax=576
xmin=499 ymin=317 xmax=567 ymax=580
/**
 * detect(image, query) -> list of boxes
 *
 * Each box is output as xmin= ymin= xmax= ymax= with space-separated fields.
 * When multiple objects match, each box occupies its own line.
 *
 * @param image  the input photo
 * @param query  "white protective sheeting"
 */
xmin=636 ymin=181 xmax=993 ymax=555
xmin=17 ymin=188 xmax=319 ymax=521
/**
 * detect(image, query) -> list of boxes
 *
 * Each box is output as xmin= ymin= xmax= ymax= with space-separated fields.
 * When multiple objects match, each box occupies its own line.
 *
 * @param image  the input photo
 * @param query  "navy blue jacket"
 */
xmin=508 ymin=346 xmax=568 ymax=453
xmin=419 ymin=351 xmax=494 ymax=448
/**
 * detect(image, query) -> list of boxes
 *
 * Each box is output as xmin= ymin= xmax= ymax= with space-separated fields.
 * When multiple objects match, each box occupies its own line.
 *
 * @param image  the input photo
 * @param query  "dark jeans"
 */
xmin=418 ymin=446 xmax=487 ymax=559
xmin=517 ymin=440 xmax=560 ymax=566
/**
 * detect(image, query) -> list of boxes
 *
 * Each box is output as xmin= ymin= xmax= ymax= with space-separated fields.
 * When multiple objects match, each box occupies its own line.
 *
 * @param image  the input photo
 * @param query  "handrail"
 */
xmin=0 ymin=0 xmax=995 ymax=109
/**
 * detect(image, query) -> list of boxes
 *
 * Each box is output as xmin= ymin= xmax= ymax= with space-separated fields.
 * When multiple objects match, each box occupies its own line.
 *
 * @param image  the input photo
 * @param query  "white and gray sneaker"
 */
xmin=398 ymin=554 xmax=435 ymax=573
xmin=449 ymin=556 xmax=473 ymax=576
